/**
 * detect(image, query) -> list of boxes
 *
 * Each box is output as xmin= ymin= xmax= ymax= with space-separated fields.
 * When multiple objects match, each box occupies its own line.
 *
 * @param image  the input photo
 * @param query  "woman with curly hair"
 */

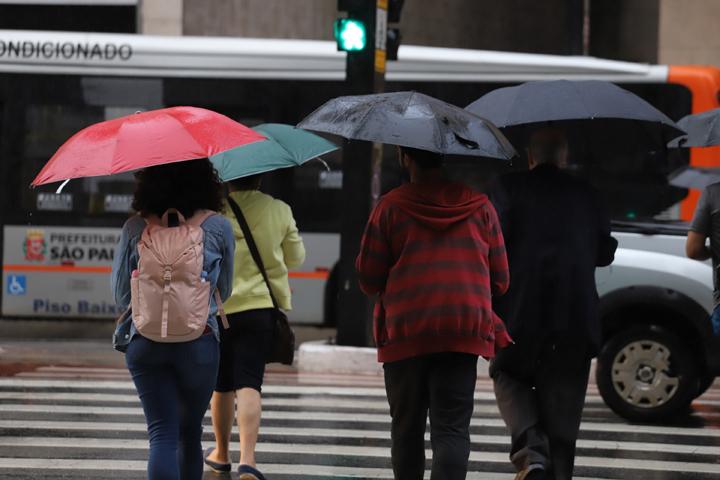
xmin=112 ymin=158 xmax=235 ymax=480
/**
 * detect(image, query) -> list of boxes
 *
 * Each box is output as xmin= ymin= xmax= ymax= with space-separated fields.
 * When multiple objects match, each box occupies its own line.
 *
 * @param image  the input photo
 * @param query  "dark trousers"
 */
xmin=490 ymin=342 xmax=591 ymax=480
xmin=126 ymin=334 xmax=219 ymax=480
xmin=384 ymin=352 xmax=478 ymax=480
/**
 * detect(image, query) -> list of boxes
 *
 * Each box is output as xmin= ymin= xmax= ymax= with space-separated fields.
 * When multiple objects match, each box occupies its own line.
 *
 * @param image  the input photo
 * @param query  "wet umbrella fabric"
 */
xmin=466 ymin=80 xmax=685 ymax=151
xmin=669 ymin=167 xmax=720 ymax=190
xmin=297 ymin=91 xmax=516 ymax=160
xmin=668 ymin=108 xmax=720 ymax=148
xmin=210 ymin=123 xmax=339 ymax=182
xmin=31 ymin=106 xmax=266 ymax=186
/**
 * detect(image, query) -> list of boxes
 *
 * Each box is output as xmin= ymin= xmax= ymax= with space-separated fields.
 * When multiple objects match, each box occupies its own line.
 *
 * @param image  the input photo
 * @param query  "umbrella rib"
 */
xmin=165 ymin=113 xmax=213 ymax=158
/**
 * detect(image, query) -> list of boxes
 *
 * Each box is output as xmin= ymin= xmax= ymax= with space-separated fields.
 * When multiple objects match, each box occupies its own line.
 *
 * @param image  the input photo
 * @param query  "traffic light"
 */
xmin=334 ymin=17 xmax=367 ymax=52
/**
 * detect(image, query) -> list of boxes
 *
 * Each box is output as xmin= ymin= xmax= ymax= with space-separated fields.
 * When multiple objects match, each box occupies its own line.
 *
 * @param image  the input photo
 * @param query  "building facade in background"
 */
xmin=0 ymin=0 xmax=718 ymax=67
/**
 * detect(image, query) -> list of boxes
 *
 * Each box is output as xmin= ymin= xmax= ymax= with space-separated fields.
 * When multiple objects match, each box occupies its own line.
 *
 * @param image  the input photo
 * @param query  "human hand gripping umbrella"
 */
xmin=31 ymin=106 xmax=266 ymax=187
xmin=297 ymin=91 xmax=516 ymax=160
xmin=210 ymin=123 xmax=339 ymax=182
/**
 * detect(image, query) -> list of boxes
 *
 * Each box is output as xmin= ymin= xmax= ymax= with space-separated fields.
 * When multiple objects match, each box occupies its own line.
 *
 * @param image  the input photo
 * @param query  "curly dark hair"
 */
xmin=132 ymin=158 xmax=224 ymax=218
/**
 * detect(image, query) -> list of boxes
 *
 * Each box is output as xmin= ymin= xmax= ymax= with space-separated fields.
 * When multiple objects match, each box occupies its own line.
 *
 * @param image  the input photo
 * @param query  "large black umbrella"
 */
xmin=466 ymin=80 xmax=685 ymax=152
xmin=297 ymin=91 xmax=516 ymax=160
xmin=668 ymin=108 xmax=720 ymax=148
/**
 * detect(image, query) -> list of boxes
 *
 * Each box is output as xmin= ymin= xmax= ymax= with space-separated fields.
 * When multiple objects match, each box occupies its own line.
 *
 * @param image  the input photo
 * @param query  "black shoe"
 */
xmin=515 ymin=466 xmax=547 ymax=480
xmin=203 ymin=447 xmax=231 ymax=473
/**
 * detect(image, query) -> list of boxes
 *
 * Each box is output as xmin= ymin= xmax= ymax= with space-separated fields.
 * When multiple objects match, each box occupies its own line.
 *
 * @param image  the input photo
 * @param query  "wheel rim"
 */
xmin=610 ymin=339 xmax=680 ymax=409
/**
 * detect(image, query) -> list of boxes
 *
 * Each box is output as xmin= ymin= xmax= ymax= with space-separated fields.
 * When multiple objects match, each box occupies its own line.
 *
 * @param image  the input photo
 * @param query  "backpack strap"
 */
xmin=186 ymin=209 xmax=217 ymax=227
xmin=160 ymin=264 xmax=173 ymax=338
xmin=161 ymin=208 xmax=186 ymax=227
xmin=226 ymin=196 xmax=280 ymax=309
xmin=187 ymin=209 xmax=229 ymax=329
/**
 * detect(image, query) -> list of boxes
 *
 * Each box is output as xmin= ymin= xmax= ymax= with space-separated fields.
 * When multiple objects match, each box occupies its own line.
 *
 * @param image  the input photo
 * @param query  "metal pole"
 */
xmin=335 ymin=0 xmax=388 ymax=347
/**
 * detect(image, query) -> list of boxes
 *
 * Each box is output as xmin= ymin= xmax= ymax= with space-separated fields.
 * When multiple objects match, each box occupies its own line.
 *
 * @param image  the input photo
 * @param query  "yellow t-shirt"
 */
xmin=223 ymin=190 xmax=305 ymax=314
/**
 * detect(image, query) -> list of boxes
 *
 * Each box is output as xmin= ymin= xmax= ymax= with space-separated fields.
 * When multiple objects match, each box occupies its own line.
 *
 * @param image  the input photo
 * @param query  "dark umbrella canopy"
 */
xmin=466 ymin=80 xmax=685 ymax=152
xmin=668 ymin=108 xmax=720 ymax=148
xmin=669 ymin=166 xmax=720 ymax=190
xmin=298 ymin=91 xmax=516 ymax=160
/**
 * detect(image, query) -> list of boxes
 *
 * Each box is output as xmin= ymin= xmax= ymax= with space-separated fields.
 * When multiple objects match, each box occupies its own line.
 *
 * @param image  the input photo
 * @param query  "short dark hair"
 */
xmin=132 ymin=158 xmax=224 ymax=218
xmin=399 ymin=146 xmax=444 ymax=169
xmin=228 ymin=174 xmax=263 ymax=192
xmin=527 ymin=128 xmax=568 ymax=166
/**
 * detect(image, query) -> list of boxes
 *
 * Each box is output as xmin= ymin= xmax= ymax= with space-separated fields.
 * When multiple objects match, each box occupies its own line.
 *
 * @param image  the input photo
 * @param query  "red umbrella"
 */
xmin=31 ymin=106 xmax=266 ymax=186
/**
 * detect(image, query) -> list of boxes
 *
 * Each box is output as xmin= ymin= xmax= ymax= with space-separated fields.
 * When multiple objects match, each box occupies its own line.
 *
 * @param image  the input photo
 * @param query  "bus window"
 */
xmin=20 ymin=104 xmax=139 ymax=221
xmin=262 ymin=146 xmax=344 ymax=234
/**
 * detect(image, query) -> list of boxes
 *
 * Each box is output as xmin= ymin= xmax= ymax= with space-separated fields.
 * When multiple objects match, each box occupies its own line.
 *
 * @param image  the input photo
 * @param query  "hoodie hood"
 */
xmin=384 ymin=181 xmax=489 ymax=231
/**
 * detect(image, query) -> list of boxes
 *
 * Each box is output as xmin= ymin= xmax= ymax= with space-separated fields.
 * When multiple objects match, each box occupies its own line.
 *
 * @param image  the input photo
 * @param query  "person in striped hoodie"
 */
xmin=356 ymin=146 xmax=511 ymax=480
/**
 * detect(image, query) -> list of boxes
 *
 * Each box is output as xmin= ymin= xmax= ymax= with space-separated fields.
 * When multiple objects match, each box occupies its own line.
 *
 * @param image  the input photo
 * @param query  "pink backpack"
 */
xmin=130 ymin=208 xmax=228 ymax=342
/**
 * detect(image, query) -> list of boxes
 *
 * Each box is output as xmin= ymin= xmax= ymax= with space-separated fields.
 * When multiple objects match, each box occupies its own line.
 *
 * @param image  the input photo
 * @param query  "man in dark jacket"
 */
xmin=489 ymin=128 xmax=617 ymax=480
xmin=356 ymin=146 xmax=511 ymax=480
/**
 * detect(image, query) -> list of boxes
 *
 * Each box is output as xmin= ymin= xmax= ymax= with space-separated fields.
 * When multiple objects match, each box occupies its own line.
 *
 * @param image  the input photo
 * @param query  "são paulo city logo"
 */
xmin=23 ymin=229 xmax=47 ymax=262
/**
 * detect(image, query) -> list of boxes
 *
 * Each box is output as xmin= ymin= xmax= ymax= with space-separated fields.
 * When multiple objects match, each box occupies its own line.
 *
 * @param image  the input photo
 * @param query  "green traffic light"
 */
xmin=334 ymin=18 xmax=367 ymax=52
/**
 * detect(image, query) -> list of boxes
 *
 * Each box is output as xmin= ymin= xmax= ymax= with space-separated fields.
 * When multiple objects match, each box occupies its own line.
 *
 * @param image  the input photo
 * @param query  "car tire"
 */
xmin=596 ymin=325 xmax=698 ymax=422
xmin=696 ymin=374 xmax=716 ymax=399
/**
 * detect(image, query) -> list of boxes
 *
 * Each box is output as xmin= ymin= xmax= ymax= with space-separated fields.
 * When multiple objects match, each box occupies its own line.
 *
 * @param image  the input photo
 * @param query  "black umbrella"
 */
xmin=668 ymin=108 xmax=720 ymax=148
xmin=466 ymin=80 xmax=685 ymax=152
xmin=669 ymin=166 xmax=720 ymax=190
xmin=297 ymin=91 xmax=516 ymax=160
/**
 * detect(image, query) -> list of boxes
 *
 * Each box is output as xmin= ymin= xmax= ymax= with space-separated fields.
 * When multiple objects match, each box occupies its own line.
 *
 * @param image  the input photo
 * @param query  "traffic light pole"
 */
xmin=335 ymin=0 xmax=387 ymax=347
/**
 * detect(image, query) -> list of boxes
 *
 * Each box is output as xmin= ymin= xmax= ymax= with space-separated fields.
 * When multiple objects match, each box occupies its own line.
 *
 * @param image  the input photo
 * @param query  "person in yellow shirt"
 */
xmin=204 ymin=174 xmax=305 ymax=480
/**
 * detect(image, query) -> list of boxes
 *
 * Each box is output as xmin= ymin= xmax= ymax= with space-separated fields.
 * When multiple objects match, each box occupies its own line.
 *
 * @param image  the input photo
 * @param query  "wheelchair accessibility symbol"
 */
xmin=7 ymin=275 xmax=27 ymax=296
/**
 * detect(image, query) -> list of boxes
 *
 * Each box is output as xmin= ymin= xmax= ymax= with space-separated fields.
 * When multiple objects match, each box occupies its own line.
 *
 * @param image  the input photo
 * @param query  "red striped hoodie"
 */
xmin=356 ymin=180 xmax=511 ymax=363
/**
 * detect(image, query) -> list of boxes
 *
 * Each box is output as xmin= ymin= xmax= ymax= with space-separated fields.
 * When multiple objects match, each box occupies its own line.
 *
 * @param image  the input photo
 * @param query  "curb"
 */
xmin=297 ymin=340 xmax=492 ymax=377
xmin=297 ymin=340 xmax=383 ymax=375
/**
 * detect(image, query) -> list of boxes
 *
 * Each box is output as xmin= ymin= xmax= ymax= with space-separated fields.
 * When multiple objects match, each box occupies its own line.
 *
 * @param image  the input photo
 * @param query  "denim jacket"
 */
xmin=111 ymin=213 xmax=235 ymax=349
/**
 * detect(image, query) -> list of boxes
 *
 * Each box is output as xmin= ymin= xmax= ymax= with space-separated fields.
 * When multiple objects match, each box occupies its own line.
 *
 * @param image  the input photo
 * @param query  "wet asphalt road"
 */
xmin=0 ymin=366 xmax=718 ymax=480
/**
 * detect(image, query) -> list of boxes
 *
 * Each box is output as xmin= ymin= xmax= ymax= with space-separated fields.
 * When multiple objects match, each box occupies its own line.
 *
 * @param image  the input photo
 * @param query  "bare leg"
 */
xmin=236 ymin=387 xmax=262 ymax=468
xmin=207 ymin=391 xmax=235 ymax=464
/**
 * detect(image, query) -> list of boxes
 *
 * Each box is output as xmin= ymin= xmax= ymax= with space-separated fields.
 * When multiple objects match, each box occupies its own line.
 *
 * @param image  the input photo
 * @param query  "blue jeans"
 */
xmin=712 ymin=304 xmax=720 ymax=336
xmin=126 ymin=334 xmax=219 ymax=480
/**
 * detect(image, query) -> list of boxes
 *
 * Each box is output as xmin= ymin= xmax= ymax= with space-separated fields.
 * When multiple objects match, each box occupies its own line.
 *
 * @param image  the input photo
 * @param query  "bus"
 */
xmin=1 ymin=29 xmax=719 ymax=324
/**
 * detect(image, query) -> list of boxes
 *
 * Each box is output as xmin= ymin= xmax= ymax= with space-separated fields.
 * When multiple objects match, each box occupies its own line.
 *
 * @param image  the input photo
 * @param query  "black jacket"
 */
xmin=490 ymin=164 xmax=617 ymax=357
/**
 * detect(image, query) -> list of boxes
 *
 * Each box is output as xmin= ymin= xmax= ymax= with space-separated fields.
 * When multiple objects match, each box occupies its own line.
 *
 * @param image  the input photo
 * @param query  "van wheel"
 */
xmin=596 ymin=326 xmax=698 ymax=422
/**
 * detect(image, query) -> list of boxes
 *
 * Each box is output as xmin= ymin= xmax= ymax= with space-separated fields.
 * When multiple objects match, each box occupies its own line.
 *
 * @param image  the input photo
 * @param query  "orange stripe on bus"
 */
xmin=2 ymin=264 xmax=330 ymax=280
xmin=289 ymin=271 xmax=329 ymax=280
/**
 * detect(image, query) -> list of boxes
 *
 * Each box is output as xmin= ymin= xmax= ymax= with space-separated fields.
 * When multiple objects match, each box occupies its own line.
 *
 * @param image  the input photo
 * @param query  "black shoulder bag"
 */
xmin=226 ymin=196 xmax=296 ymax=365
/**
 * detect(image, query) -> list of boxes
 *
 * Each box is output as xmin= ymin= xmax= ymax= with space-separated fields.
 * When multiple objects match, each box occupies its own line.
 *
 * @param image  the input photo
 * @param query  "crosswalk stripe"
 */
xmin=1 ymin=368 xmax=719 ymax=480
xmin=2 ymin=402 xmax=719 ymax=439
xmin=4 ymin=378 xmax=717 ymax=408
xmin=0 ymin=458 xmax=613 ymax=480
xmin=1 ymin=433 xmax=719 ymax=457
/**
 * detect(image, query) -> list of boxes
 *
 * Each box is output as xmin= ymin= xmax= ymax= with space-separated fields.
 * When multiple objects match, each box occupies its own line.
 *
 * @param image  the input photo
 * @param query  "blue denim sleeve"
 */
xmin=216 ymin=216 xmax=235 ymax=302
xmin=111 ymin=216 xmax=143 ymax=308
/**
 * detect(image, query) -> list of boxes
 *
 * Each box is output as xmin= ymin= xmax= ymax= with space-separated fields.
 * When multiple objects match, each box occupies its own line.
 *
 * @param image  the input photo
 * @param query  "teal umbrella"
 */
xmin=210 ymin=123 xmax=339 ymax=181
